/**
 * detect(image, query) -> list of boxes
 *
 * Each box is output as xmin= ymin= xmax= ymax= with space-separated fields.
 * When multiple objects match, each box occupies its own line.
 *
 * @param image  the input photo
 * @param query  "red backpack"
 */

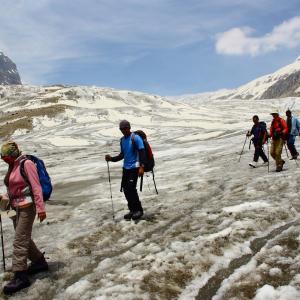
xmin=131 ymin=130 xmax=158 ymax=194
xmin=131 ymin=130 xmax=155 ymax=172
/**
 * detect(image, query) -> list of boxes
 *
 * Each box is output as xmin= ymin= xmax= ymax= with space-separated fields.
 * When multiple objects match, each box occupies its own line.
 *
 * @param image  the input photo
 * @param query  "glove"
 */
xmin=105 ymin=155 xmax=112 ymax=162
xmin=138 ymin=166 xmax=144 ymax=177
xmin=0 ymin=195 xmax=9 ymax=211
xmin=37 ymin=212 xmax=47 ymax=223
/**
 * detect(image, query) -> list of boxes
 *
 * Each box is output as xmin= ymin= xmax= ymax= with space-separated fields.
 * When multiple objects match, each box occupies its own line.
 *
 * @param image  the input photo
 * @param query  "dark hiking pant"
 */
xmin=253 ymin=141 xmax=268 ymax=163
xmin=122 ymin=168 xmax=143 ymax=213
xmin=12 ymin=205 xmax=43 ymax=272
xmin=287 ymin=134 xmax=299 ymax=157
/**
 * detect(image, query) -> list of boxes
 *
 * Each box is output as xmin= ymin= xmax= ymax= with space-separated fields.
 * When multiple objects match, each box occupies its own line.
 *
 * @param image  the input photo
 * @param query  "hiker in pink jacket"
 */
xmin=0 ymin=141 xmax=48 ymax=295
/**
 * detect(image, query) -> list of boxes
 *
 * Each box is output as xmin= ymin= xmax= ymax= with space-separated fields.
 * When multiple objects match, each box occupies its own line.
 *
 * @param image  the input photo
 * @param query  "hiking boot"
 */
xmin=27 ymin=254 xmax=48 ymax=275
xmin=276 ymin=166 xmax=283 ymax=172
xmin=291 ymin=155 xmax=298 ymax=160
xmin=132 ymin=211 xmax=143 ymax=220
xmin=124 ymin=212 xmax=133 ymax=221
xmin=3 ymin=271 xmax=30 ymax=295
xmin=249 ymin=162 xmax=257 ymax=168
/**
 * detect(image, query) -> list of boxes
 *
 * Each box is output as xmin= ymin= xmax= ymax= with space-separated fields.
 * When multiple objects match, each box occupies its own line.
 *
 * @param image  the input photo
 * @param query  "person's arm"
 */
xmin=247 ymin=126 xmax=253 ymax=137
xmin=281 ymin=118 xmax=288 ymax=137
xmin=133 ymin=135 xmax=146 ymax=176
xmin=105 ymin=138 xmax=124 ymax=162
xmin=269 ymin=122 xmax=274 ymax=138
xmin=23 ymin=160 xmax=46 ymax=221
xmin=111 ymin=153 xmax=124 ymax=162
xmin=138 ymin=149 xmax=146 ymax=166
xmin=296 ymin=118 xmax=300 ymax=134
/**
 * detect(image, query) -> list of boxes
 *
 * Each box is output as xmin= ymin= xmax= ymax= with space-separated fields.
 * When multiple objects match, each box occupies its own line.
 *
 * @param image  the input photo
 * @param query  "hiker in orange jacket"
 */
xmin=269 ymin=112 xmax=288 ymax=172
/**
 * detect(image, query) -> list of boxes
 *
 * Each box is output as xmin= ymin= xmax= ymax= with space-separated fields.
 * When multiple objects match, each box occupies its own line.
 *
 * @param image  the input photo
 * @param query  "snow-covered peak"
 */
xmin=177 ymin=56 xmax=300 ymax=103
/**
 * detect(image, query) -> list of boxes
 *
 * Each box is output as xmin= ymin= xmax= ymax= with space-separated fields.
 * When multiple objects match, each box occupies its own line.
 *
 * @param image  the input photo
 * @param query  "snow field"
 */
xmin=0 ymin=85 xmax=300 ymax=299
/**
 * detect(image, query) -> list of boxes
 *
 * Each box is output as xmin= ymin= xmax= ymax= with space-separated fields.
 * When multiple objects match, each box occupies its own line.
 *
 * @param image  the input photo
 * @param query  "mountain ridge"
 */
xmin=177 ymin=57 xmax=300 ymax=103
xmin=0 ymin=51 xmax=22 ymax=85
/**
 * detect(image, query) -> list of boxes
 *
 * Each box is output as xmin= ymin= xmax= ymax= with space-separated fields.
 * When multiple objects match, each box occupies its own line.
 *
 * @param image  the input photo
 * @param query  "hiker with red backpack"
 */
xmin=247 ymin=115 xmax=269 ymax=168
xmin=270 ymin=112 xmax=288 ymax=172
xmin=0 ymin=141 xmax=48 ymax=295
xmin=105 ymin=120 xmax=146 ymax=221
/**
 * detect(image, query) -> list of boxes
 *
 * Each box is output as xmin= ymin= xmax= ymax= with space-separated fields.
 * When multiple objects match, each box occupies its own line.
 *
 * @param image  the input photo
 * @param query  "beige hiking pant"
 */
xmin=12 ymin=205 xmax=43 ymax=272
xmin=270 ymin=138 xmax=284 ymax=167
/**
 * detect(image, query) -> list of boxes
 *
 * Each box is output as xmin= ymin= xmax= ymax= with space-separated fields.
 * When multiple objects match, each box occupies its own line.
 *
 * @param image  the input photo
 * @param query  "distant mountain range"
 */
xmin=176 ymin=56 xmax=300 ymax=102
xmin=0 ymin=52 xmax=21 ymax=85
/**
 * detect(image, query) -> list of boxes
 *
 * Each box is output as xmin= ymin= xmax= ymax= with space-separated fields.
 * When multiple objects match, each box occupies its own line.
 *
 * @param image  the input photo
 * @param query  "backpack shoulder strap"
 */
xmin=131 ymin=133 xmax=138 ymax=148
xmin=131 ymin=132 xmax=135 ymax=142
xmin=19 ymin=157 xmax=30 ymax=185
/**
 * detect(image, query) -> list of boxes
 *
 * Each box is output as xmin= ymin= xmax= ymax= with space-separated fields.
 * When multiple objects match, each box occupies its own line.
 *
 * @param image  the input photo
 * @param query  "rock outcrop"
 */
xmin=0 ymin=52 xmax=21 ymax=85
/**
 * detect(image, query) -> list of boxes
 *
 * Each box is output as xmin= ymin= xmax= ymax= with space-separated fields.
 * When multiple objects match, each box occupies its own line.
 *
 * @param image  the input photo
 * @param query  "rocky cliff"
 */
xmin=0 ymin=52 xmax=21 ymax=85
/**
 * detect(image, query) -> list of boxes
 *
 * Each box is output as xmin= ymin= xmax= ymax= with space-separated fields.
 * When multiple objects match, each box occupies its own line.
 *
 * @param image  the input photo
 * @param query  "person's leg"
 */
xmin=287 ymin=135 xmax=298 ymax=157
xmin=253 ymin=146 xmax=259 ymax=162
xmin=3 ymin=206 xmax=34 ymax=294
xmin=258 ymin=147 xmax=268 ymax=162
xmin=12 ymin=206 xmax=36 ymax=272
xmin=270 ymin=140 xmax=276 ymax=161
xmin=123 ymin=169 xmax=143 ymax=213
xmin=275 ymin=139 xmax=284 ymax=169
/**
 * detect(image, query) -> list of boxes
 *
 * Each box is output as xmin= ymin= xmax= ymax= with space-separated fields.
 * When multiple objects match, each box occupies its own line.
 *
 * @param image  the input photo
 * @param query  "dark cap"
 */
xmin=119 ymin=120 xmax=131 ymax=129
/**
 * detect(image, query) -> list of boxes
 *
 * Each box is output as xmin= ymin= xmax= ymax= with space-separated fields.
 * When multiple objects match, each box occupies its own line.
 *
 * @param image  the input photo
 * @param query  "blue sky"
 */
xmin=1 ymin=0 xmax=300 ymax=95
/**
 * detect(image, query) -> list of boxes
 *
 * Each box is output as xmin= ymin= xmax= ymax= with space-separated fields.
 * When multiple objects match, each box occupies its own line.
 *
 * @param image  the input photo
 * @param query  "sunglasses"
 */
xmin=119 ymin=127 xmax=129 ymax=131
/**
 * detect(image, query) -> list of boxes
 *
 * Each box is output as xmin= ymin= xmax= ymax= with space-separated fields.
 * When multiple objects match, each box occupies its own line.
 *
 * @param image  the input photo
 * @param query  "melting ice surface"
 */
xmin=0 ymin=85 xmax=300 ymax=299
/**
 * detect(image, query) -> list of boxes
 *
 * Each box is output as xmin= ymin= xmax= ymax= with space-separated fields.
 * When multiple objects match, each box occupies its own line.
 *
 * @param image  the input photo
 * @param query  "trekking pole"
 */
xmin=0 ymin=215 xmax=6 ymax=271
xmin=238 ymin=135 xmax=248 ymax=162
xmin=106 ymin=162 xmax=115 ymax=221
xmin=140 ymin=175 xmax=143 ymax=192
xmin=267 ymin=140 xmax=270 ymax=173
xmin=152 ymin=170 xmax=158 ymax=195
xmin=145 ymin=174 xmax=151 ymax=192
xmin=284 ymin=143 xmax=290 ymax=159
xmin=249 ymin=139 xmax=252 ymax=150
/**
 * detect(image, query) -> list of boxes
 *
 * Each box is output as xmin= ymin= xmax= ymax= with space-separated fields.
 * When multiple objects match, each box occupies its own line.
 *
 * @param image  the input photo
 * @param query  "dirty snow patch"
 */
xmin=223 ymin=201 xmax=271 ymax=213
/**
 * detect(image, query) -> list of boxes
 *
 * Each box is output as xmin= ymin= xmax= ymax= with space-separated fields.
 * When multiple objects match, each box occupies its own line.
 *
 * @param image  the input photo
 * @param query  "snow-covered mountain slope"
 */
xmin=176 ymin=57 xmax=300 ymax=103
xmin=0 ymin=52 xmax=21 ymax=85
xmin=0 ymin=85 xmax=300 ymax=299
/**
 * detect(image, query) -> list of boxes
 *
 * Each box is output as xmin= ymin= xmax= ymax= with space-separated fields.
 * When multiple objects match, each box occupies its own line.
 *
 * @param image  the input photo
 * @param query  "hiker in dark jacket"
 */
xmin=0 ymin=141 xmax=48 ymax=295
xmin=286 ymin=109 xmax=300 ymax=160
xmin=247 ymin=115 xmax=268 ymax=168
xmin=105 ymin=120 xmax=146 ymax=221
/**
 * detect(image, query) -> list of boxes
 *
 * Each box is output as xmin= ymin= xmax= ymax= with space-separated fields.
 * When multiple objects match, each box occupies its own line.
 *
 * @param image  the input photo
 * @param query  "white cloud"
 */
xmin=216 ymin=16 xmax=300 ymax=56
xmin=0 ymin=0 xmax=225 ymax=83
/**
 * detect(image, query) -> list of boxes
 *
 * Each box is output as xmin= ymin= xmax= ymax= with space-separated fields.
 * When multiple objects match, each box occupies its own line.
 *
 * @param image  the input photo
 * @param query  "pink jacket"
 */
xmin=6 ymin=155 xmax=45 ymax=214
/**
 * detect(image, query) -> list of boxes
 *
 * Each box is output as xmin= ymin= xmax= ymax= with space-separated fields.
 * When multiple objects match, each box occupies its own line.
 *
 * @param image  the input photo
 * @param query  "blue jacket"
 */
xmin=287 ymin=116 xmax=300 ymax=136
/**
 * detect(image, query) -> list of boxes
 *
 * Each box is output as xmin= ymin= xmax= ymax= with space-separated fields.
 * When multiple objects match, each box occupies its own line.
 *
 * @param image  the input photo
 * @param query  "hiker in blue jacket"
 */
xmin=105 ymin=120 xmax=146 ymax=221
xmin=247 ymin=115 xmax=269 ymax=168
xmin=286 ymin=110 xmax=300 ymax=160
